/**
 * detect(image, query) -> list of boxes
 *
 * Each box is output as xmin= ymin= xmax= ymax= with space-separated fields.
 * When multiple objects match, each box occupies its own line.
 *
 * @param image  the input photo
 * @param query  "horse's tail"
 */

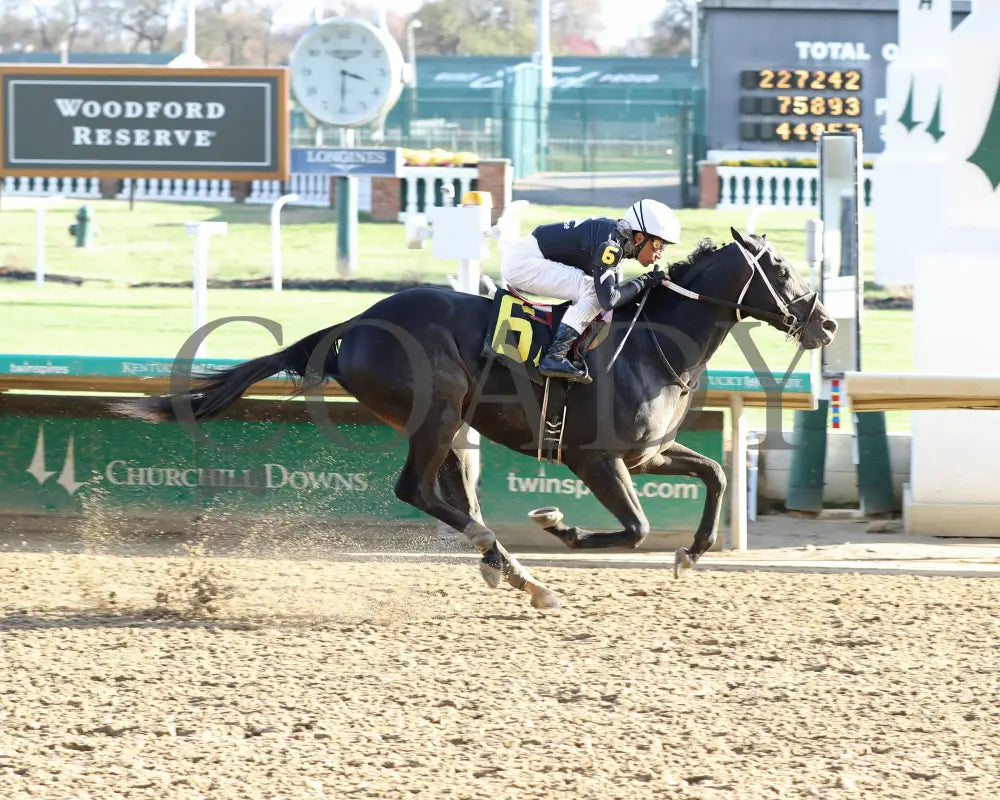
xmin=114 ymin=320 xmax=352 ymax=423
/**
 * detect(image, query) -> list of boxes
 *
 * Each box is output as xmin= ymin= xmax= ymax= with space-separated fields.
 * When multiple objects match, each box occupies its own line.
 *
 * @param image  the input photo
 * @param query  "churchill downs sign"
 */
xmin=0 ymin=67 xmax=289 ymax=179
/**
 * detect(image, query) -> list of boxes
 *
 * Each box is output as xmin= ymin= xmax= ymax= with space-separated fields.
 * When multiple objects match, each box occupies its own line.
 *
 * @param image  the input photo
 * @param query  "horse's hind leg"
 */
xmin=437 ymin=448 xmax=555 ymax=604
xmin=397 ymin=412 xmax=559 ymax=608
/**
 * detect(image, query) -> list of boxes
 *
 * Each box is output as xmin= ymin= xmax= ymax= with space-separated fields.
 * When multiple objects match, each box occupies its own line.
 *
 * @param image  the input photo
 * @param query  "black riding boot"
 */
xmin=571 ymin=324 xmax=601 ymax=379
xmin=539 ymin=323 xmax=590 ymax=382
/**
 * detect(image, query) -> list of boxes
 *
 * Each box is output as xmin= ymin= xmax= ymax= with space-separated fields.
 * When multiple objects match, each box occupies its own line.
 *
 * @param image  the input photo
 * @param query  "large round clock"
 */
xmin=289 ymin=17 xmax=405 ymax=128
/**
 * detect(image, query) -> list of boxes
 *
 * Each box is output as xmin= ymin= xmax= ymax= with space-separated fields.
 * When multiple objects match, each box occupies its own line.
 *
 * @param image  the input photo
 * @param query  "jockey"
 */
xmin=500 ymin=199 xmax=681 ymax=382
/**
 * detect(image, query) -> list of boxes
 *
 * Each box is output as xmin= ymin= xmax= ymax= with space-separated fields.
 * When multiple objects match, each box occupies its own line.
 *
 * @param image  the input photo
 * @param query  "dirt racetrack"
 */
xmin=1 ymin=516 xmax=999 ymax=800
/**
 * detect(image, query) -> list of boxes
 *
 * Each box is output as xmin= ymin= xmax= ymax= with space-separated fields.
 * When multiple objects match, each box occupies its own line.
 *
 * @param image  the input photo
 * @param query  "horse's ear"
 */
xmin=761 ymin=233 xmax=767 ymax=241
xmin=730 ymin=227 xmax=749 ymax=247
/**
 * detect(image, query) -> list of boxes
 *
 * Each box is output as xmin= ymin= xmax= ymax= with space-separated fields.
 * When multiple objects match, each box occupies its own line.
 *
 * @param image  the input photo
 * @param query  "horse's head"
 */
xmin=728 ymin=227 xmax=837 ymax=350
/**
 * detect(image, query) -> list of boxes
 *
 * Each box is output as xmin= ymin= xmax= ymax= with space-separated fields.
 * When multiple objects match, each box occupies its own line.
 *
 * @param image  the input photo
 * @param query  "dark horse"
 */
xmin=119 ymin=228 xmax=836 ymax=609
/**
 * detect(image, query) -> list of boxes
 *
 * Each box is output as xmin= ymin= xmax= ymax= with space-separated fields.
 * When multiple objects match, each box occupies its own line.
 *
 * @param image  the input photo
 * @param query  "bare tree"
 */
xmin=197 ymin=0 xmax=277 ymax=65
xmin=634 ymin=0 xmax=691 ymax=57
xmin=115 ymin=0 xmax=177 ymax=52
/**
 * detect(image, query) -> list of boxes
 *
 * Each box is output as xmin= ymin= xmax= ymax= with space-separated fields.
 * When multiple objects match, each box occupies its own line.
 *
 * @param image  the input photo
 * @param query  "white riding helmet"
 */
xmin=624 ymin=199 xmax=681 ymax=245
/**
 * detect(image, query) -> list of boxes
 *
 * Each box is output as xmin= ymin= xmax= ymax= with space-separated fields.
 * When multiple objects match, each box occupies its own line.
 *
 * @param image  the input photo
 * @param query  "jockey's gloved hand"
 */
xmin=638 ymin=267 xmax=666 ymax=289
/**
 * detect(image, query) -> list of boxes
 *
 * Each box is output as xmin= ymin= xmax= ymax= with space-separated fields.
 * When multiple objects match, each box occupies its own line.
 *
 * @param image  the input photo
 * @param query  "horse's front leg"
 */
xmin=531 ymin=454 xmax=651 ymax=549
xmin=635 ymin=442 xmax=727 ymax=577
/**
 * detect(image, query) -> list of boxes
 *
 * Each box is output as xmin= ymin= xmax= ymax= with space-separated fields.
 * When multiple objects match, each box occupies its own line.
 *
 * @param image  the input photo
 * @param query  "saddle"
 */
xmin=481 ymin=288 xmax=609 ymax=463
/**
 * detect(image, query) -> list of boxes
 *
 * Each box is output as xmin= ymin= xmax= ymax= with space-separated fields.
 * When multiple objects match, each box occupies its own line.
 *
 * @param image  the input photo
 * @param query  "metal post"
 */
xmin=184 ymin=0 xmax=196 ymax=59
xmin=336 ymin=128 xmax=358 ymax=277
xmin=184 ymin=221 xmax=228 ymax=358
xmin=805 ymin=218 xmax=824 ymax=284
xmin=35 ymin=203 xmax=46 ymax=287
xmin=729 ymin=393 xmax=748 ymax=550
xmin=35 ymin=202 xmax=47 ymax=287
xmin=679 ymin=103 xmax=690 ymax=207
xmin=192 ymin=229 xmax=208 ymax=355
xmin=405 ymin=19 xmax=422 ymax=140
xmin=34 ymin=195 xmax=63 ymax=287
xmin=690 ymin=0 xmax=700 ymax=68
xmin=746 ymin=431 xmax=760 ymax=522
xmin=270 ymin=193 xmax=300 ymax=292
xmin=536 ymin=0 xmax=551 ymax=173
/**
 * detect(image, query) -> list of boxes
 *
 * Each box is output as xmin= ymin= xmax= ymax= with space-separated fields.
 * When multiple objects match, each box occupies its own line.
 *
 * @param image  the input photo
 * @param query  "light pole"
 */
xmin=690 ymin=0 xmax=700 ymax=68
xmin=185 ymin=0 xmax=196 ymax=59
xmin=406 ymin=18 xmax=422 ymax=76
xmin=536 ymin=0 xmax=551 ymax=172
xmin=405 ymin=19 xmax=422 ymax=138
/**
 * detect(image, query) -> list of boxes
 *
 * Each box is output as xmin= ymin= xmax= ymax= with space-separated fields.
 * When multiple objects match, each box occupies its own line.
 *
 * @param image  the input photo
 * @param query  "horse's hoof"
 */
xmin=528 ymin=506 xmax=564 ymax=529
xmin=527 ymin=583 xmax=562 ymax=610
xmin=464 ymin=521 xmax=496 ymax=551
xmin=673 ymin=548 xmax=694 ymax=579
xmin=478 ymin=560 xmax=502 ymax=589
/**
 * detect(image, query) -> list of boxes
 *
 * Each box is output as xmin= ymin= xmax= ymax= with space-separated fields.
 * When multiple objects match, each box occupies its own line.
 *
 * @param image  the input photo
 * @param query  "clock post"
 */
xmin=288 ymin=16 xmax=406 ymax=276
xmin=335 ymin=129 xmax=359 ymax=277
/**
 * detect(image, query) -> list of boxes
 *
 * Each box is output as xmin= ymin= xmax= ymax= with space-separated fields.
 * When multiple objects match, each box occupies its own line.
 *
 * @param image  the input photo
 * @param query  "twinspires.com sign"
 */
xmin=0 ymin=67 xmax=289 ymax=179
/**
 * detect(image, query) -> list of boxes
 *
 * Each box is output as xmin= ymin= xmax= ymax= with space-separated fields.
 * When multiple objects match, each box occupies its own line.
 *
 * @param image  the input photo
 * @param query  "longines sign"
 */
xmin=0 ymin=66 xmax=289 ymax=179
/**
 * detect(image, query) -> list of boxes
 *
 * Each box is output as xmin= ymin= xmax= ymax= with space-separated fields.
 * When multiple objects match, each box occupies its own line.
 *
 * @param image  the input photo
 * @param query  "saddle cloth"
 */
xmin=481 ymin=288 xmax=606 ymax=385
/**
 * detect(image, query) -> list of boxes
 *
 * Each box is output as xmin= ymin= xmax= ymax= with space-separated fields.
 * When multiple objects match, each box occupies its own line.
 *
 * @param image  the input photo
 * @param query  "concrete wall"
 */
xmin=758 ymin=431 xmax=911 ymax=508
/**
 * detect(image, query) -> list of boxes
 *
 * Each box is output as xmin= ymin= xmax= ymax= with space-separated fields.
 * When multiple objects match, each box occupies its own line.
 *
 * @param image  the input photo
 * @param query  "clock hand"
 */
xmin=342 ymin=70 xmax=366 ymax=81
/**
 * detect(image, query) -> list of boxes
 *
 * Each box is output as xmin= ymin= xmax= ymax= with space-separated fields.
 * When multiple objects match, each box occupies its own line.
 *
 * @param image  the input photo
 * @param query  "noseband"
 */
xmin=732 ymin=240 xmax=818 ymax=340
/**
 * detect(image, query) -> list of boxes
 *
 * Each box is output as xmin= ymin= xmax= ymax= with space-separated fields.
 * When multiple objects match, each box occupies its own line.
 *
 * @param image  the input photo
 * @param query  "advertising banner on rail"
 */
xmin=0 ymin=412 xmax=722 ymax=534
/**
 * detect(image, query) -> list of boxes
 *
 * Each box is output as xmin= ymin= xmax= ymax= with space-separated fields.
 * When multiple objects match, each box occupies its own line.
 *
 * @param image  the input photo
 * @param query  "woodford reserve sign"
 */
xmin=0 ymin=66 xmax=288 ymax=179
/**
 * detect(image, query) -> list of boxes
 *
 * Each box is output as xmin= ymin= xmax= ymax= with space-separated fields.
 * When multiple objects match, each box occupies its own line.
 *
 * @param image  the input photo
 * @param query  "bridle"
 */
xmin=661 ymin=239 xmax=819 ymax=341
xmin=607 ymin=238 xmax=819 ymax=391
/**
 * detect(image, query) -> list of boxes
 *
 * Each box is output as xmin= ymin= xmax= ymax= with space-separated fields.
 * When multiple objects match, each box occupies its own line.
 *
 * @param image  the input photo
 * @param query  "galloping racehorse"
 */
xmin=118 ymin=228 xmax=836 ymax=609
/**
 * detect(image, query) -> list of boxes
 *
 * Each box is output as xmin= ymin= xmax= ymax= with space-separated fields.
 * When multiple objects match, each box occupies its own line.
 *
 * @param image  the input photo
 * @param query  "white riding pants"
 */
xmin=500 ymin=234 xmax=605 ymax=334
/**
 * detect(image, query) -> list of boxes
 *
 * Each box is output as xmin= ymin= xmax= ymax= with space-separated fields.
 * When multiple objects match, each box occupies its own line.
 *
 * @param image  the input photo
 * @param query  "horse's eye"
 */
xmin=777 ymin=268 xmax=790 ymax=281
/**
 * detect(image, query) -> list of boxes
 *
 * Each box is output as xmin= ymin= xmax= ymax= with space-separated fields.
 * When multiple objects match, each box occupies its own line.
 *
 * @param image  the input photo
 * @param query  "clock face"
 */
xmin=290 ymin=19 xmax=403 ymax=127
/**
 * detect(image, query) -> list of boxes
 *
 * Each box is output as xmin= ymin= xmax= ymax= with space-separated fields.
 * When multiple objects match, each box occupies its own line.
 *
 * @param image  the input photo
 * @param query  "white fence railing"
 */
xmin=116 ymin=178 xmax=235 ymax=203
xmin=716 ymin=165 xmax=874 ymax=210
xmin=246 ymin=174 xmax=342 ymax=207
xmin=2 ymin=175 xmax=102 ymax=199
xmin=2 ymin=166 xmax=480 ymax=218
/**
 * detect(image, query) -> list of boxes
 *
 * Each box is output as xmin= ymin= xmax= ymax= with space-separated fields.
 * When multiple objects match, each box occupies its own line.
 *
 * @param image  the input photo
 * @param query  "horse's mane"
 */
xmin=664 ymin=237 xmax=724 ymax=284
xmin=664 ymin=233 xmax=780 ymax=286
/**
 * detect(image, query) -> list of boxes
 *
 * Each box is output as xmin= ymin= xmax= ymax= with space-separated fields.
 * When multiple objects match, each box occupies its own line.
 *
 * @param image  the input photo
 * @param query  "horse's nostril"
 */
xmin=822 ymin=318 xmax=838 ymax=333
